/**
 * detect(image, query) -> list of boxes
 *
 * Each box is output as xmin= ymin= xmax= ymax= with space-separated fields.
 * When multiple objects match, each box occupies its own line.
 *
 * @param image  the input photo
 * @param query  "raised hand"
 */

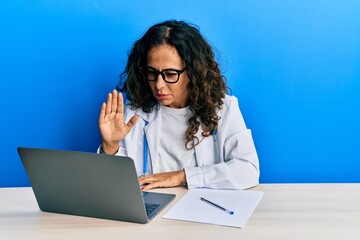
xmin=99 ymin=90 xmax=138 ymax=154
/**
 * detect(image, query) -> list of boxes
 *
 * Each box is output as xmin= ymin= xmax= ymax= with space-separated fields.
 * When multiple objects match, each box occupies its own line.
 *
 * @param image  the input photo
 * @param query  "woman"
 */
xmin=98 ymin=20 xmax=259 ymax=190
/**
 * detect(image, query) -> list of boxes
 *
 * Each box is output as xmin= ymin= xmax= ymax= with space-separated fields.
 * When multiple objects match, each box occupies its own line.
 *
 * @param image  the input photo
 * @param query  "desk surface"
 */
xmin=1 ymin=184 xmax=359 ymax=240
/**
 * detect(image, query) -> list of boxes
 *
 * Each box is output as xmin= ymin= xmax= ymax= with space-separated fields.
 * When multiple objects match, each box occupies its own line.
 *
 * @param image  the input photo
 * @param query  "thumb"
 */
xmin=126 ymin=114 xmax=139 ymax=129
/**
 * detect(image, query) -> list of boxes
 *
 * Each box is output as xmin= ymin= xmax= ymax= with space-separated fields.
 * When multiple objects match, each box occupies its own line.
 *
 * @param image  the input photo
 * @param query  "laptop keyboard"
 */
xmin=145 ymin=203 xmax=160 ymax=216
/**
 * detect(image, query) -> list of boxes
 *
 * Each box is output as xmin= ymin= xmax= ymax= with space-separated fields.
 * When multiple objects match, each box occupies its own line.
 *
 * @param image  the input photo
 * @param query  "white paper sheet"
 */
xmin=163 ymin=189 xmax=264 ymax=228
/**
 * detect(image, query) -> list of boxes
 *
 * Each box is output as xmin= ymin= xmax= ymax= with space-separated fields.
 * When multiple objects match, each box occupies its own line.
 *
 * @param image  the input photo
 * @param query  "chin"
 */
xmin=158 ymin=99 xmax=173 ymax=105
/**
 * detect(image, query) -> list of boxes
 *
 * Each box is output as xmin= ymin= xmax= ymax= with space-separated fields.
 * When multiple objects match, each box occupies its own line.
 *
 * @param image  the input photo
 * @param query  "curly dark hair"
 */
xmin=117 ymin=20 xmax=227 ymax=149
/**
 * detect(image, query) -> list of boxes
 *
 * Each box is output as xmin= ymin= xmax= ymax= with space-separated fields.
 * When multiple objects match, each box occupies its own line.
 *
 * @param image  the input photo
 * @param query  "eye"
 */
xmin=146 ymin=70 xmax=158 ymax=80
xmin=164 ymin=70 xmax=178 ymax=78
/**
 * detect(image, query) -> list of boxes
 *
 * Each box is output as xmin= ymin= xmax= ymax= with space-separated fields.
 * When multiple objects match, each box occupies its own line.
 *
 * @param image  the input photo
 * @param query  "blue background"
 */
xmin=1 ymin=0 xmax=359 ymax=187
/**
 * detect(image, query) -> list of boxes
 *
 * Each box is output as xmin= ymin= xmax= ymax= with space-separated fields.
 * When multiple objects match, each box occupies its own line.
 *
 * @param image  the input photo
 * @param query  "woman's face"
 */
xmin=146 ymin=44 xmax=189 ymax=109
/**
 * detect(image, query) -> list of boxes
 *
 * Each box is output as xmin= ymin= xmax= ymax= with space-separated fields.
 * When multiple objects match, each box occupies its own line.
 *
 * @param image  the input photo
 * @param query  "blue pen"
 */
xmin=200 ymin=197 xmax=234 ymax=215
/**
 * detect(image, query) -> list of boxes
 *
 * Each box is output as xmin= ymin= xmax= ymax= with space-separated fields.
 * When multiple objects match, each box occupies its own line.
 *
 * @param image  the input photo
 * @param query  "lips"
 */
xmin=157 ymin=94 xmax=169 ymax=99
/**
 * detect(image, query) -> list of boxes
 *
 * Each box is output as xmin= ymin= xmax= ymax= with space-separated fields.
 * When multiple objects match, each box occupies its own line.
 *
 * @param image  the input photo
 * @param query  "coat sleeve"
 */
xmin=184 ymin=96 xmax=260 ymax=190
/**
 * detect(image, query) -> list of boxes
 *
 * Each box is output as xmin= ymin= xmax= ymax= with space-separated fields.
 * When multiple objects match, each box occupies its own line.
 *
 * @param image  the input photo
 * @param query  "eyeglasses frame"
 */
xmin=141 ymin=66 xmax=187 ymax=84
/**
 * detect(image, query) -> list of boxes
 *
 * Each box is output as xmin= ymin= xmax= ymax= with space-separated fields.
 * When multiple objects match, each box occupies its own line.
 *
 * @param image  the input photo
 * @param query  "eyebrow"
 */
xmin=145 ymin=66 xmax=184 ymax=71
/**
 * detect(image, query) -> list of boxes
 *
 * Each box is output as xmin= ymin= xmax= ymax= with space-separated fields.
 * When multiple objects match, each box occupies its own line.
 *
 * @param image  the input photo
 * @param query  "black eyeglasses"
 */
xmin=141 ymin=66 xmax=187 ymax=84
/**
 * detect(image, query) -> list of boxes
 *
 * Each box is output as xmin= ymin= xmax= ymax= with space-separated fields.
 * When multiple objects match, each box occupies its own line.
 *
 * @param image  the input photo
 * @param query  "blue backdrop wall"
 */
xmin=1 ymin=0 xmax=359 ymax=187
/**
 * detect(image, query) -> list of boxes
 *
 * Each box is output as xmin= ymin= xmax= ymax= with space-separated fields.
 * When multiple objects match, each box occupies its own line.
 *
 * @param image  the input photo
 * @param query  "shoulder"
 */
xmin=220 ymin=94 xmax=240 ymax=113
xmin=217 ymin=94 xmax=247 ymax=129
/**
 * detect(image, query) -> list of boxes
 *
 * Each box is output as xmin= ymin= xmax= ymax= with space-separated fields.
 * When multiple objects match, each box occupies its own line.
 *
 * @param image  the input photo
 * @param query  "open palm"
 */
xmin=99 ymin=90 xmax=138 ymax=154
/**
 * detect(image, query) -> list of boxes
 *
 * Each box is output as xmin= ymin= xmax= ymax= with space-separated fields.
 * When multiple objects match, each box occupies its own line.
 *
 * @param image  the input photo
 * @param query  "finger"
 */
xmin=111 ymin=90 xmax=118 ymax=113
xmin=117 ymin=92 xmax=124 ymax=114
xmin=139 ymin=177 xmax=150 ymax=186
xmin=99 ymin=102 xmax=106 ymax=123
xmin=105 ymin=92 xmax=112 ymax=115
xmin=138 ymin=175 xmax=145 ymax=184
xmin=139 ymin=175 xmax=157 ymax=186
xmin=142 ymin=183 xmax=158 ymax=191
xmin=142 ymin=180 xmax=162 ymax=191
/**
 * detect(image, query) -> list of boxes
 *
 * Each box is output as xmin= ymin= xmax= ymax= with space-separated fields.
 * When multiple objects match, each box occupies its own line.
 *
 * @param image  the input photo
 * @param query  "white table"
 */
xmin=1 ymin=184 xmax=359 ymax=240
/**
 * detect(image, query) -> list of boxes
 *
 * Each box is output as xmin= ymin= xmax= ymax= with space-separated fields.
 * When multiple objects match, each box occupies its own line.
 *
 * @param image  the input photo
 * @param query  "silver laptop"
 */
xmin=17 ymin=147 xmax=175 ymax=224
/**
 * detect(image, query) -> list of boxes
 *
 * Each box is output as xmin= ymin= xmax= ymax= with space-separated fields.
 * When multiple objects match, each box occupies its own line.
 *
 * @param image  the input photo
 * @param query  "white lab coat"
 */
xmin=110 ymin=95 xmax=260 ymax=190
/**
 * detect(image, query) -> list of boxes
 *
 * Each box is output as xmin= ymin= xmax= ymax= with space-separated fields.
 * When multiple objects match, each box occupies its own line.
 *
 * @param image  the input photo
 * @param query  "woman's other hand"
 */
xmin=99 ymin=90 xmax=138 ymax=155
xmin=139 ymin=170 xmax=187 ymax=191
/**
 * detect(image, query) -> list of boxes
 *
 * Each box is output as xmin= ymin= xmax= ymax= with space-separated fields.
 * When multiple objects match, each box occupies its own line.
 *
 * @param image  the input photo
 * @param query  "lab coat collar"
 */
xmin=132 ymin=105 xmax=160 ymax=124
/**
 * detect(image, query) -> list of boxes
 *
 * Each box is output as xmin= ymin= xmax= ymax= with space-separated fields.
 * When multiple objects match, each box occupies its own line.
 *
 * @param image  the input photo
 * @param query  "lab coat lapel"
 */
xmin=136 ymin=107 xmax=161 ymax=175
xmin=194 ymin=127 xmax=219 ymax=166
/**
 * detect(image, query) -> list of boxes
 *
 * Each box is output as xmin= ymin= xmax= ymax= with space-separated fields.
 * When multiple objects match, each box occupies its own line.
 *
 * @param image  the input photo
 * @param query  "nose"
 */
xmin=155 ymin=74 xmax=167 ymax=89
